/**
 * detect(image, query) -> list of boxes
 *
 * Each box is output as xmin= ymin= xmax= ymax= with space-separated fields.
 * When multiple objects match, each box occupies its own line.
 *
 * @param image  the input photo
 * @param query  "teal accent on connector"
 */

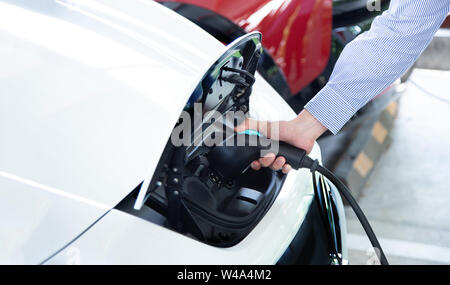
xmin=238 ymin=129 xmax=261 ymax=137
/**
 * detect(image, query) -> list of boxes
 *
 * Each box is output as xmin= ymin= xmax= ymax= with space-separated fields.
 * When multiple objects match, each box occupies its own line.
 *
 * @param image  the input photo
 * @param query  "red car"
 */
xmin=159 ymin=0 xmax=333 ymax=98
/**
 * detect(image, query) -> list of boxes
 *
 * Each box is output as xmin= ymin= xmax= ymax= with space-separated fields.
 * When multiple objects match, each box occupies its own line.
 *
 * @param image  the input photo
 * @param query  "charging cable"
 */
xmin=208 ymin=133 xmax=389 ymax=265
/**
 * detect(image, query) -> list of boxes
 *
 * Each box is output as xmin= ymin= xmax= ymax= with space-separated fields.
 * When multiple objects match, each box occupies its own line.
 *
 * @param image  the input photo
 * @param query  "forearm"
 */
xmin=305 ymin=0 xmax=450 ymax=134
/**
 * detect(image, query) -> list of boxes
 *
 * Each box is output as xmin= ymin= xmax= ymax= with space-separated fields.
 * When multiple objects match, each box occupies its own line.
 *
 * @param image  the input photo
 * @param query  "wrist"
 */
xmin=296 ymin=109 xmax=327 ymax=135
xmin=287 ymin=110 xmax=327 ymax=153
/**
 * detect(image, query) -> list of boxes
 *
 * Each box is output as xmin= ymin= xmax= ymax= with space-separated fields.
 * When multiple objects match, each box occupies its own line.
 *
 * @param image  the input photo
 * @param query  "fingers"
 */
xmin=259 ymin=153 xmax=276 ymax=167
xmin=251 ymin=160 xmax=261 ymax=171
xmin=236 ymin=117 xmax=292 ymax=174
xmin=270 ymin=156 xmax=286 ymax=171
xmin=250 ymin=154 xmax=292 ymax=174
xmin=282 ymin=164 xmax=292 ymax=174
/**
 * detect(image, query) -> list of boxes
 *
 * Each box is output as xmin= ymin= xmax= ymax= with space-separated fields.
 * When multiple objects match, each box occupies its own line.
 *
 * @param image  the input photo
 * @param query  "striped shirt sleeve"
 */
xmin=305 ymin=0 xmax=450 ymax=134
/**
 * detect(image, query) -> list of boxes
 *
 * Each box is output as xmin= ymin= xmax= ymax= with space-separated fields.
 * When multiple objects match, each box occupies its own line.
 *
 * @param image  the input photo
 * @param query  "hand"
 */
xmin=235 ymin=110 xmax=328 ymax=174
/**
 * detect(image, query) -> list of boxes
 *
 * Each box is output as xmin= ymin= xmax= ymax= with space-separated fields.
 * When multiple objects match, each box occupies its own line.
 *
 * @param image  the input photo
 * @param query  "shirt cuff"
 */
xmin=304 ymin=85 xmax=357 ymax=135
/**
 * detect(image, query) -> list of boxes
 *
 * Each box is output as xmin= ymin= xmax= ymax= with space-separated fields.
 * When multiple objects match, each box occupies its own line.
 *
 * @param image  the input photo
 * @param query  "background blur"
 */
xmin=345 ymin=27 xmax=450 ymax=264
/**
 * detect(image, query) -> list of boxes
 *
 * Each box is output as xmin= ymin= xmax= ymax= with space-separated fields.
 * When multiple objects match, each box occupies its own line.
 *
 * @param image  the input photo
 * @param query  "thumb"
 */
xmin=235 ymin=118 xmax=276 ymax=139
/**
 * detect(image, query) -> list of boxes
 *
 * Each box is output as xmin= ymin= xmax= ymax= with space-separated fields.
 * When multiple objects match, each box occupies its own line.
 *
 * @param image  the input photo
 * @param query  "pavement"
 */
xmin=345 ymin=68 xmax=450 ymax=265
xmin=415 ymin=29 xmax=450 ymax=70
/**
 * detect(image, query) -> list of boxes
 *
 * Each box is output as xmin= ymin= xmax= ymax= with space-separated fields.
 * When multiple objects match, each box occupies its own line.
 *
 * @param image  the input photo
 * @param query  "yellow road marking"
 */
xmin=386 ymin=101 xmax=398 ymax=116
xmin=353 ymin=152 xmax=373 ymax=178
xmin=372 ymin=121 xmax=388 ymax=144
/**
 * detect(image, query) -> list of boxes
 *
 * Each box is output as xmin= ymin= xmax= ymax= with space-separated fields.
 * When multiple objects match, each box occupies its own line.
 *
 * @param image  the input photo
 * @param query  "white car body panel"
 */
xmin=0 ymin=0 xmax=333 ymax=264
xmin=45 ymin=73 xmax=321 ymax=265
xmin=0 ymin=0 xmax=224 ymax=264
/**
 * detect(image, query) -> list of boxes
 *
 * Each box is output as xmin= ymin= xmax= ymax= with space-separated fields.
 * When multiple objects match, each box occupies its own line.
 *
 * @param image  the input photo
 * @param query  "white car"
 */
xmin=0 ymin=0 xmax=347 ymax=265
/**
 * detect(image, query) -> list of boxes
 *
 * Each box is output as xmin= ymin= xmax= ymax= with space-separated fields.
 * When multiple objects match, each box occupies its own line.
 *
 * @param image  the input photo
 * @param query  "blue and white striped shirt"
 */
xmin=305 ymin=0 xmax=450 ymax=134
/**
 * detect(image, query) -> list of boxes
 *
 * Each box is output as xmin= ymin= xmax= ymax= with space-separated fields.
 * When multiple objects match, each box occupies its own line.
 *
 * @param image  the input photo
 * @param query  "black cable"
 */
xmin=208 ymin=134 xmax=389 ymax=264
xmin=221 ymin=66 xmax=256 ymax=85
xmin=303 ymin=157 xmax=389 ymax=265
